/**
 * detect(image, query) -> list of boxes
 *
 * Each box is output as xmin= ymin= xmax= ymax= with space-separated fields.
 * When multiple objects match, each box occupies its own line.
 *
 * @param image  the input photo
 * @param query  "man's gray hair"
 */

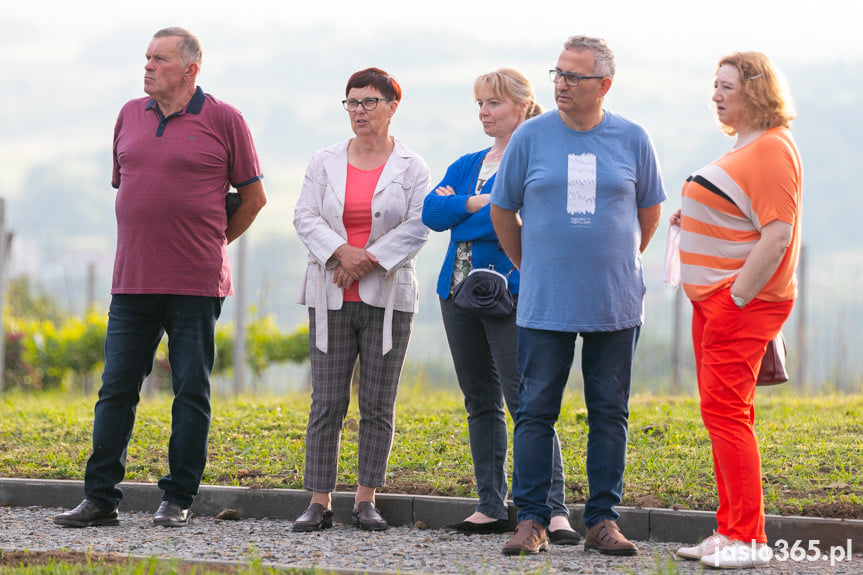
xmin=563 ymin=36 xmax=615 ymax=79
xmin=153 ymin=27 xmax=202 ymax=68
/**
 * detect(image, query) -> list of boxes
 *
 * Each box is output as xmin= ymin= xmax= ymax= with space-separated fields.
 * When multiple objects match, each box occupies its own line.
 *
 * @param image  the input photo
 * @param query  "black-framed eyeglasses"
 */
xmin=549 ymin=69 xmax=605 ymax=87
xmin=342 ymin=97 xmax=393 ymax=112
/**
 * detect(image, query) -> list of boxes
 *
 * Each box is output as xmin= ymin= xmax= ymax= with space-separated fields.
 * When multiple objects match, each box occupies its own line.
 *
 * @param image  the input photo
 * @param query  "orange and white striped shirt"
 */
xmin=680 ymin=127 xmax=802 ymax=302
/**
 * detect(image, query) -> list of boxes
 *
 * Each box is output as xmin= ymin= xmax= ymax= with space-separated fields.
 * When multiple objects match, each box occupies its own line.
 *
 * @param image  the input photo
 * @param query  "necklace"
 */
xmin=486 ymin=147 xmax=504 ymax=161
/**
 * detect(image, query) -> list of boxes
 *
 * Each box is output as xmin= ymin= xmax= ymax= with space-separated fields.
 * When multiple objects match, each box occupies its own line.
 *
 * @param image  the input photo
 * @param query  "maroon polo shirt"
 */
xmin=111 ymin=86 xmax=262 ymax=297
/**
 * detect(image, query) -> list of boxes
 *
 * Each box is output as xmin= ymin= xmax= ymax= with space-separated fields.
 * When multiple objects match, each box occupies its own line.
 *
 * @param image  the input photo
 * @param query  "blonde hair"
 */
xmin=717 ymin=51 xmax=795 ymax=135
xmin=473 ymin=68 xmax=543 ymax=120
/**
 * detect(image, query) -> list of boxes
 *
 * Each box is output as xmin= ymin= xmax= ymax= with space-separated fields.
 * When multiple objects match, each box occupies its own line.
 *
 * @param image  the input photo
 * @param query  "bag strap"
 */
xmin=469 ymin=263 xmax=514 ymax=279
xmin=467 ymin=267 xmax=509 ymax=283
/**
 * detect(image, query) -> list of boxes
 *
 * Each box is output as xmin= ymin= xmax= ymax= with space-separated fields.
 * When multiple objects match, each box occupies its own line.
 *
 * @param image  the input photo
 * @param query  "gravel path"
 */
xmin=1 ymin=505 xmax=860 ymax=574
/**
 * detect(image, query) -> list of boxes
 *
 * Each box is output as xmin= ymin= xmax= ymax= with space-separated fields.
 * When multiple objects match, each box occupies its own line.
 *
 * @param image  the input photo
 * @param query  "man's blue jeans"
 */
xmin=84 ymin=294 xmax=223 ymax=511
xmin=512 ymin=325 xmax=640 ymax=529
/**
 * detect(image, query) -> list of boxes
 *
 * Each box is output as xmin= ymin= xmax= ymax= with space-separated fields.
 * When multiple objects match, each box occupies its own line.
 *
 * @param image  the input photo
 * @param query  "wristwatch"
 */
xmin=731 ymin=293 xmax=746 ymax=309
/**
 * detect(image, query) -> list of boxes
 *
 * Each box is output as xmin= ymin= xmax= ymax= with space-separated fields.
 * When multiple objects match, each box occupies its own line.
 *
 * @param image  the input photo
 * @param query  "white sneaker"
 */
xmin=677 ymin=531 xmax=730 ymax=560
xmin=701 ymin=539 xmax=772 ymax=569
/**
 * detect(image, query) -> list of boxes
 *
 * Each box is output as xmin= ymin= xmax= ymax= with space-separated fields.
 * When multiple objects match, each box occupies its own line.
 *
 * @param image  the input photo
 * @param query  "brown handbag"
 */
xmin=757 ymin=332 xmax=788 ymax=386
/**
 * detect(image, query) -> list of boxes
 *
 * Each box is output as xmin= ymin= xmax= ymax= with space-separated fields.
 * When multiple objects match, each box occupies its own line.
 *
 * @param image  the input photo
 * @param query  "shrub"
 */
xmin=3 ymin=313 xmax=309 ymax=393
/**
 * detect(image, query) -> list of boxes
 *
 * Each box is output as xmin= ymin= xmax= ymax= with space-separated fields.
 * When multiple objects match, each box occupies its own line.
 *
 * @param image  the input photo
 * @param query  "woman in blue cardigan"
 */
xmin=422 ymin=69 xmax=578 ymax=543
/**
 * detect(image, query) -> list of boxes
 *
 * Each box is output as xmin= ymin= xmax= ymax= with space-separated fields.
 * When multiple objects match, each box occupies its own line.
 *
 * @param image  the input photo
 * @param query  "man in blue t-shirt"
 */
xmin=491 ymin=36 xmax=665 ymax=557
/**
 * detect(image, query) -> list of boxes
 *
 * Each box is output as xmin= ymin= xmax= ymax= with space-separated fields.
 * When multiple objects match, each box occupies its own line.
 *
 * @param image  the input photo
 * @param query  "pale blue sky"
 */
xmin=1 ymin=0 xmax=854 ymax=207
xmin=5 ymin=0 xmax=857 ymax=66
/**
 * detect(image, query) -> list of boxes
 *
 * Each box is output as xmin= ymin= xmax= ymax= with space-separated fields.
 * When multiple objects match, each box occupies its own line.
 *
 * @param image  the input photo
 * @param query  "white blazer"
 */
xmin=293 ymin=138 xmax=431 ymax=353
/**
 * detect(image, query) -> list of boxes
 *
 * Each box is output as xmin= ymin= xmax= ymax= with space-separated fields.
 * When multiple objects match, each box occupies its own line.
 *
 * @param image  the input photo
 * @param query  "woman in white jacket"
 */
xmin=292 ymin=68 xmax=430 ymax=532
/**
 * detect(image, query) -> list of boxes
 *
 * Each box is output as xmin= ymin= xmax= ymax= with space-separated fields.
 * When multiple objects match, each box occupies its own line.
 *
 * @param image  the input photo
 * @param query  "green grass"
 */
xmin=0 ymin=549 xmax=334 ymax=574
xmin=1 ymin=384 xmax=861 ymax=518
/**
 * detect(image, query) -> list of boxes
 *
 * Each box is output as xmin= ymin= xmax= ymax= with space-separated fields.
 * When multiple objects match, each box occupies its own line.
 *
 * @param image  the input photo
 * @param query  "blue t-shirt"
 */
xmin=491 ymin=110 xmax=666 ymax=332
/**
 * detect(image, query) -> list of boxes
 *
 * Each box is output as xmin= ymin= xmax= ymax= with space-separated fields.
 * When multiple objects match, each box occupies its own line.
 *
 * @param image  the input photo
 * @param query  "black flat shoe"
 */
xmin=292 ymin=503 xmax=333 ymax=532
xmin=352 ymin=501 xmax=388 ymax=531
xmin=548 ymin=527 xmax=582 ymax=545
xmin=444 ymin=518 xmax=510 ymax=534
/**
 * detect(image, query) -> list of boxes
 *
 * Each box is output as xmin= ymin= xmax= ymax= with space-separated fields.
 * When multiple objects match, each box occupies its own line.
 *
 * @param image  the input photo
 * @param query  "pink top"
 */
xmin=342 ymin=162 xmax=384 ymax=301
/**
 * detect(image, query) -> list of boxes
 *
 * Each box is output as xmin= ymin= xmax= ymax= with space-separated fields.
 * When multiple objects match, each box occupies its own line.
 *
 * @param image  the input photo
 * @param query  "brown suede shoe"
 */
xmin=502 ymin=519 xmax=548 ymax=555
xmin=584 ymin=519 xmax=637 ymax=556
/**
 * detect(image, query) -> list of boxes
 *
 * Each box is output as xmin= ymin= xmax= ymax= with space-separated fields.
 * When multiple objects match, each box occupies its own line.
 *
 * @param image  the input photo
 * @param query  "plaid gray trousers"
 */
xmin=303 ymin=302 xmax=413 ymax=492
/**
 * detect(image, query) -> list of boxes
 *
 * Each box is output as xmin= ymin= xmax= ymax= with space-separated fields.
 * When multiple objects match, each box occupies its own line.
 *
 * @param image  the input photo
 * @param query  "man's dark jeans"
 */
xmin=512 ymin=325 xmax=640 ymax=529
xmin=84 ymin=294 xmax=223 ymax=511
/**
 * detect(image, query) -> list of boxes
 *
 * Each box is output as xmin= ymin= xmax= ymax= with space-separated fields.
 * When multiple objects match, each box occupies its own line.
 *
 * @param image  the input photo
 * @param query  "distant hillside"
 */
xmin=3 ymin=28 xmax=862 ymax=389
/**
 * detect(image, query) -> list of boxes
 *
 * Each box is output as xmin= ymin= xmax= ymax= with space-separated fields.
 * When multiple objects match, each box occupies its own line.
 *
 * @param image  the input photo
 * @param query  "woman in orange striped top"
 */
xmin=671 ymin=52 xmax=802 ymax=569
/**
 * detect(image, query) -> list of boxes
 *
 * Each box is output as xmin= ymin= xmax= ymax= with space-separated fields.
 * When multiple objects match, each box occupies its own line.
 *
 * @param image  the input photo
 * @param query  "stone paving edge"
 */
xmin=1 ymin=477 xmax=860 ymax=549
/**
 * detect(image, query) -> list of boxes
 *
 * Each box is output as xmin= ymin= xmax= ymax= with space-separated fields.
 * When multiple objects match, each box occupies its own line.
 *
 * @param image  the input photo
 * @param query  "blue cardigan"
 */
xmin=422 ymin=148 xmax=519 ymax=299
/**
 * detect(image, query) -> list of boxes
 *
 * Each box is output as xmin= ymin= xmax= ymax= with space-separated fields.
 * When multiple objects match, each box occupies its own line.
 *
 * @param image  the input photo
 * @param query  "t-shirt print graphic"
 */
xmin=567 ymin=153 xmax=596 ymax=225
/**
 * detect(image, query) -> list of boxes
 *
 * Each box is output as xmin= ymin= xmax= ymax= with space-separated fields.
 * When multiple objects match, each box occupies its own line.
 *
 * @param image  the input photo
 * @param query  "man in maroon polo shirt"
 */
xmin=54 ymin=27 xmax=267 ymax=529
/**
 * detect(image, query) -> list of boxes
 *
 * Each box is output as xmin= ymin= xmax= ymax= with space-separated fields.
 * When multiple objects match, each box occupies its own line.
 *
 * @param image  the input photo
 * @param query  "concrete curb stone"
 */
xmin=2 ymin=477 xmax=860 ymax=549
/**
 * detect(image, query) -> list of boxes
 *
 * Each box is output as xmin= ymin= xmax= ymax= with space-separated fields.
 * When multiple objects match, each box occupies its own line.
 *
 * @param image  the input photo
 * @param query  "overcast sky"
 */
xmin=4 ymin=0 xmax=858 ymax=66
xmin=2 ymin=0 xmax=859 ymax=341
xmin=1 ymin=0 xmax=855 ymax=227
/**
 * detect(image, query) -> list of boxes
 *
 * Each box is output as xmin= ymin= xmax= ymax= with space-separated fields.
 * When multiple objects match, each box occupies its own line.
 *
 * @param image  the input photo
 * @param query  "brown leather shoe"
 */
xmin=292 ymin=503 xmax=334 ymax=532
xmin=502 ymin=520 xmax=548 ymax=555
xmin=584 ymin=519 xmax=637 ymax=556
xmin=53 ymin=499 xmax=119 ymax=528
xmin=351 ymin=501 xmax=388 ymax=531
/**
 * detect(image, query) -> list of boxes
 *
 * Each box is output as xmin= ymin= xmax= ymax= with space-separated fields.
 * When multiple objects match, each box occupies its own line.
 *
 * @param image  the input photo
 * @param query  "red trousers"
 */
xmin=691 ymin=287 xmax=793 ymax=543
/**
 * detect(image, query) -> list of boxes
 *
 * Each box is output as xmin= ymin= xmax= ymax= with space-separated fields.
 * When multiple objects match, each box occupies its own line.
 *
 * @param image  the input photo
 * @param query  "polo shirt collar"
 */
xmin=145 ymin=86 xmax=206 ymax=115
xmin=186 ymin=86 xmax=206 ymax=114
